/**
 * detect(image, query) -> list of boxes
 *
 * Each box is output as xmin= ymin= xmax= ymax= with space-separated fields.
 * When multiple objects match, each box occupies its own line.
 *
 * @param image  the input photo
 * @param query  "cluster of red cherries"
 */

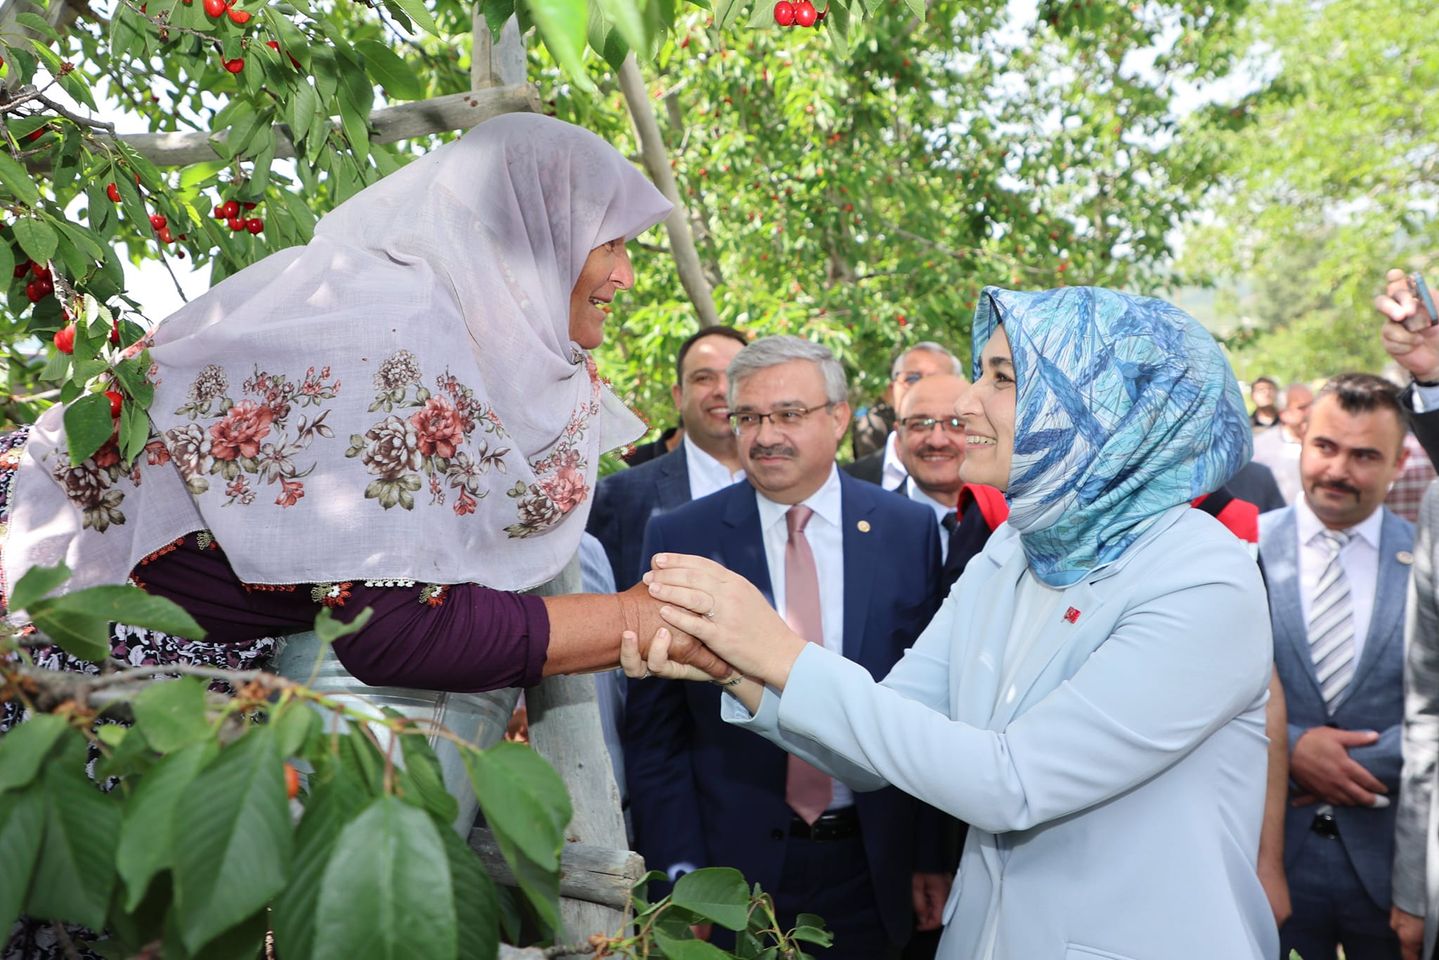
xmin=773 ymin=0 xmax=824 ymax=27
xmin=212 ymin=199 xmax=264 ymax=235
xmin=14 ymin=260 xmax=54 ymax=304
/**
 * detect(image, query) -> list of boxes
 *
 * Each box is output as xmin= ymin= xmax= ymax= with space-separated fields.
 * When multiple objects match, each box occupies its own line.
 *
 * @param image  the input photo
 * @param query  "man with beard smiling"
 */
xmin=623 ymin=335 xmax=945 ymax=959
xmin=1259 ymin=373 xmax=1414 ymax=960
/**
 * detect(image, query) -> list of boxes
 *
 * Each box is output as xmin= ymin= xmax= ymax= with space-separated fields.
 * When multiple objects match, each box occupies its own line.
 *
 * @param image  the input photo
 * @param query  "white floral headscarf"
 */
xmin=5 ymin=114 xmax=671 ymax=594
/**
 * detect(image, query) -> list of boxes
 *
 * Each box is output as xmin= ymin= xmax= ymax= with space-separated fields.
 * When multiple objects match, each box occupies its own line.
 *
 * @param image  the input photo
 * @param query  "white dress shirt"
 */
xmin=684 ymin=435 xmax=744 ymax=502
xmin=1413 ymin=382 xmax=1439 ymax=412
xmin=1251 ymin=426 xmax=1304 ymax=506
xmin=905 ymin=479 xmax=955 ymax=563
xmin=1295 ymin=496 xmax=1383 ymax=663
xmin=755 ymin=465 xmax=854 ymax=810
xmin=880 ymin=431 xmax=907 ymax=491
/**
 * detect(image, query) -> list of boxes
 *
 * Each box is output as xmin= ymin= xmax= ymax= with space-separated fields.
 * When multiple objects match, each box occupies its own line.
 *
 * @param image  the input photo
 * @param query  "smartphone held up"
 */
xmin=1403 ymin=272 xmax=1439 ymax=332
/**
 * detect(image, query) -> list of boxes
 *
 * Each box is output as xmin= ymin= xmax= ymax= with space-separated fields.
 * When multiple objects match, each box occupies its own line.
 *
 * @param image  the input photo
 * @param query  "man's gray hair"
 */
xmin=727 ymin=335 xmax=848 ymax=407
xmin=891 ymin=341 xmax=963 ymax=378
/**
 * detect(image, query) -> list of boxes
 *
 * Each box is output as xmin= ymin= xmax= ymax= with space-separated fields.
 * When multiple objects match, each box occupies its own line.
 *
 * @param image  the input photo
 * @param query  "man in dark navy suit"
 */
xmin=624 ymin=335 xmax=944 ymax=958
xmin=587 ymin=325 xmax=749 ymax=590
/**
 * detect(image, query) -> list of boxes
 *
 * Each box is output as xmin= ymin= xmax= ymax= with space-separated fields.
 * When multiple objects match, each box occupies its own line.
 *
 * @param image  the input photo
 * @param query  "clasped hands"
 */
xmin=619 ymin=554 xmax=809 ymax=696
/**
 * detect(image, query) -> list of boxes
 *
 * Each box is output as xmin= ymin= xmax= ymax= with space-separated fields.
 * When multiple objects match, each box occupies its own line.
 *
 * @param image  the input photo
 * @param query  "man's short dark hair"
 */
xmin=1252 ymin=376 xmax=1277 ymax=390
xmin=675 ymin=326 xmax=749 ymax=384
xmin=1315 ymin=373 xmax=1405 ymax=422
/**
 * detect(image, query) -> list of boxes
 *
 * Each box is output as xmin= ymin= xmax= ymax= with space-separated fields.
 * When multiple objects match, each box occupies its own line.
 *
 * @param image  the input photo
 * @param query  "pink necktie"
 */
xmin=783 ymin=505 xmax=833 ymax=825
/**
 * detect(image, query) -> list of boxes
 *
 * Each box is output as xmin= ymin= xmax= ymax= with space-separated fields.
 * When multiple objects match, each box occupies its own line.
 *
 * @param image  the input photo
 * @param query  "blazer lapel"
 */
xmin=722 ymin=483 xmax=774 ymax=606
xmin=1265 ymin=509 xmax=1325 ymax=702
xmin=1349 ymin=508 xmax=1409 ymax=695
xmin=839 ymin=474 xmax=875 ymax=664
xmin=656 ymin=444 xmax=690 ymax=510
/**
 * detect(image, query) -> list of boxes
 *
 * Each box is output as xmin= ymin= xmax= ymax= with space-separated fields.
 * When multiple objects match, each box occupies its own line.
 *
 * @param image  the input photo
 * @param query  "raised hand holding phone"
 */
xmin=1377 ymin=268 xmax=1439 ymax=383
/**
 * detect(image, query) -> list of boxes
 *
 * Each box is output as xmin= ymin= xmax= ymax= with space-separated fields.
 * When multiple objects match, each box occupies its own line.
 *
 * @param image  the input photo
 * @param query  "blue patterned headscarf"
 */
xmin=971 ymin=286 xmax=1252 ymax=587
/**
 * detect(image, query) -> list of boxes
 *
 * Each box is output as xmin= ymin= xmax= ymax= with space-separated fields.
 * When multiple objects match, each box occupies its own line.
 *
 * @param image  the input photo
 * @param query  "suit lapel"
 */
xmin=722 ymin=483 xmax=774 ymax=606
xmin=1349 ymin=509 xmax=1408 ymax=696
xmin=839 ymin=474 xmax=875 ymax=664
xmin=1264 ymin=508 xmax=1326 ymax=702
xmin=656 ymin=444 xmax=690 ymax=509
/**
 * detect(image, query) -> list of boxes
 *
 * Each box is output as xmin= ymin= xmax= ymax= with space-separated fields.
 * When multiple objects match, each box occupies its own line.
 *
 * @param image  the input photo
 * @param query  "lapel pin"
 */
xmin=1398 ymin=551 xmax=1414 ymax=566
xmin=857 ymin=520 xmax=871 ymax=533
xmin=1063 ymin=607 xmax=1081 ymax=624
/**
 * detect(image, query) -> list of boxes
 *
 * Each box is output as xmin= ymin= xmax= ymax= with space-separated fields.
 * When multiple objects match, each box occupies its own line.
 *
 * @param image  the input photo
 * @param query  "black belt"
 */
xmin=1311 ymin=812 xmax=1340 ymax=839
xmin=789 ymin=807 xmax=860 ymax=842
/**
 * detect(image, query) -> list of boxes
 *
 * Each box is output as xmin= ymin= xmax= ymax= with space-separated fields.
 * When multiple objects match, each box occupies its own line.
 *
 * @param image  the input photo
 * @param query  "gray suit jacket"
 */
xmin=1394 ymin=481 xmax=1439 ymax=956
xmin=1260 ymin=505 xmax=1413 ymax=909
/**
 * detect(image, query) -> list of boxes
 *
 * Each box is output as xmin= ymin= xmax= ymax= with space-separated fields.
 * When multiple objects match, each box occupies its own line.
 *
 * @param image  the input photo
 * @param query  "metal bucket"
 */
xmin=271 ymin=558 xmax=579 ymax=834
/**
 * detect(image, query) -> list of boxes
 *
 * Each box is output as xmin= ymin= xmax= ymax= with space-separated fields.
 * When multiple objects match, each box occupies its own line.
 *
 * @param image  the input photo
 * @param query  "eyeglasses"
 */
xmin=899 ymin=415 xmax=965 ymax=435
xmin=729 ymin=402 xmax=836 ymax=432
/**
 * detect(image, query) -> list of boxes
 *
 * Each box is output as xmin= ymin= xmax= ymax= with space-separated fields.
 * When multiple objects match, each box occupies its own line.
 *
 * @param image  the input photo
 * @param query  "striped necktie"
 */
xmin=1309 ymin=528 xmax=1357 ymax=711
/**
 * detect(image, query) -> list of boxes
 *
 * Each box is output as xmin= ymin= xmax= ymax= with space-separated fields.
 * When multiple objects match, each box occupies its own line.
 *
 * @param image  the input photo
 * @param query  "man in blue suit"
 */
xmin=1260 ymin=373 xmax=1415 ymax=960
xmin=624 ymin=335 xmax=944 ymax=958
xmin=587 ymin=325 xmax=749 ymax=590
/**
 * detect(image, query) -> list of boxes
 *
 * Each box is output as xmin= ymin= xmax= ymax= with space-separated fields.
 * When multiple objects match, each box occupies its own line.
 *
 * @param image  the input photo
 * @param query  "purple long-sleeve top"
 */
xmin=135 ymin=534 xmax=551 ymax=691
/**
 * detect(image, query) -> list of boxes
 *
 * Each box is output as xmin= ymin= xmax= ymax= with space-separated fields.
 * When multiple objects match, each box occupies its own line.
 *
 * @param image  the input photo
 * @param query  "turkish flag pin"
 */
xmin=1063 ymin=607 xmax=1081 ymax=624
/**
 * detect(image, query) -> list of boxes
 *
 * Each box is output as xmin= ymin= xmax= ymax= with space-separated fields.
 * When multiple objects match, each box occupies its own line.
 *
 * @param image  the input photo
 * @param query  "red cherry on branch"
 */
xmin=223 ymin=58 xmax=245 ymax=74
xmin=227 ymin=6 xmax=251 ymax=24
xmin=106 ymin=391 xmax=123 ymax=419
xmin=241 ymin=201 xmax=258 ymax=210
xmin=265 ymin=39 xmax=279 ymax=48
xmin=110 ymin=320 xmax=121 ymax=344
xmin=158 ymin=226 xmax=174 ymax=243
xmin=24 ymin=280 xmax=41 ymax=303
xmin=36 ymin=278 xmax=52 ymax=297
xmin=106 ymin=182 xmax=121 ymax=203
xmin=11 ymin=263 xmax=27 ymax=279
xmin=794 ymin=1 xmax=817 ymax=26
xmin=149 ymin=214 xmax=167 ymax=230
xmin=245 ymin=218 xmax=263 ymax=234
xmin=219 ymin=200 xmax=240 ymax=219
xmin=53 ymin=325 xmax=75 ymax=354
xmin=202 ymin=0 xmax=226 ymax=17
xmin=773 ymin=1 xmax=795 ymax=25
xmin=227 ymin=217 xmax=246 ymax=231
xmin=31 ymin=262 xmax=50 ymax=281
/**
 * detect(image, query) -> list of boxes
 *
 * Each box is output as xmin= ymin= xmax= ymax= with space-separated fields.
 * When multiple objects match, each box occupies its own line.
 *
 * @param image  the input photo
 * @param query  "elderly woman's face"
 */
xmin=957 ymin=325 xmax=1016 ymax=490
xmin=568 ymin=238 xmax=635 ymax=349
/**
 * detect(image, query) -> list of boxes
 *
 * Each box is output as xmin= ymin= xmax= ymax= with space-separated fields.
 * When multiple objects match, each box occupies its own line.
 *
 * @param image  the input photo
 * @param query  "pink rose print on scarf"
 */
xmin=209 ymin=401 xmax=274 ymax=461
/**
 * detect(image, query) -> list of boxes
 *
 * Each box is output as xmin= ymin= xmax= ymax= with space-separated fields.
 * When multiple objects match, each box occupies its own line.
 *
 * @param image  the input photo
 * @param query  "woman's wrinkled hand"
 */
xmin=616 ymin=581 xmax=731 ymax=679
xmin=620 ymin=628 xmax=739 ymax=684
xmin=643 ymin=552 xmax=808 ymax=688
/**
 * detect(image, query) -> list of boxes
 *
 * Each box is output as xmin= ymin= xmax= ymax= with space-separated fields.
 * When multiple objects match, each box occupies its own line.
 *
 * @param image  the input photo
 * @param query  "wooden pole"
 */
xmin=469 ymin=827 xmax=644 ymax=910
xmin=616 ymin=53 xmax=721 ymax=328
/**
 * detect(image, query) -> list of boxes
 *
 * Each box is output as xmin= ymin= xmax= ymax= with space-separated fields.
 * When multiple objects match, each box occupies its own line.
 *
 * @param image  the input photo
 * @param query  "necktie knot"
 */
xmin=942 ymin=511 xmax=959 ymax=534
xmin=1318 ymin=528 xmax=1354 ymax=557
xmin=786 ymin=504 xmax=814 ymax=537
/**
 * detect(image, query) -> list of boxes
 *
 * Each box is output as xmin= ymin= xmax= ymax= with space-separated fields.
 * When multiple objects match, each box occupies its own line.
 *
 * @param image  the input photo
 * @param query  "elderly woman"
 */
xmin=0 ymin=113 xmax=722 ymax=694
xmin=628 ymin=287 xmax=1277 ymax=959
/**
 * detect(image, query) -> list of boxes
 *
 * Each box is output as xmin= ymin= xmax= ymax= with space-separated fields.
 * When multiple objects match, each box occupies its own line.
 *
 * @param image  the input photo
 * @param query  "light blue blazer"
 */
xmin=726 ymin=505 xmax=1277 ymax=960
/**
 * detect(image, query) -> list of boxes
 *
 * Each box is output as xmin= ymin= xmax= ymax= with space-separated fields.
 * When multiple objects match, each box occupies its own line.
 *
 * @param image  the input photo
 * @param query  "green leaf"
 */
xmin=398 ymin=730 xmax=459 ymax=825
xmin=119 ymin=390 xmax=150 ymax=465
xmin=593 ymin=0 xmax=648 ymax=56
xmin=132 ymin=676 xmax=209 ymax=753
xmin=710 ymin=0 xmax=745 ymax=32
xmin=62 ymin=391 xmax=113 ymax=464
xmin=671 ymin=867 xmax=751 ymax=931
xmin=313 ymin=605 xmax=372 ymax=646
xmin=529 ymin=0 xmax=596 ymax=93
xmin=386 ymin=0 xmax=439 ymax=35
xmin=289 ymin=80 xmax=318 ymax=146
xmin=789 ymin=924 xmax=832 ymax=946
xmin=12 ymin=216 xmax=57 ymax=263
xmin=116 ymin=740 xmax=218 ymax=911
xmin=26 ymin=737 xmax=121 ymax=931
xmin=0 ymin=786 xmax=45 ymax=935
xmin=26 ymin=603 xmax=112 ymax=662
xmin=173 ymin=727 xmax=294 ymax=952
xmin=0 ymin=151 xmax=41 ymax=206
xmin=440 ymin=825 xmax=501 ymax=960
xmin=6 ymin=561 xmax=71 ymax=613
xmin=0 ymin=714 xmax=69 ymax=793
xmin=312 ymin=796 xmax=458 ymax=960
xmin=16 ymin=12 xmax=61 ymax=41
xmin=272 ymin=700 xmax=319 ymax=758
xmin=45 ymin=585 xmax=206 ymax=640
xmin=355 ymin=40 xmax=424 ymax=100
xmin=464 ymin=742 xmax=570 ymax=869
xmin=272 ymin=755 xmax=372 ymax=958
xmin=652 ymin=930 xmax=735 ymax=959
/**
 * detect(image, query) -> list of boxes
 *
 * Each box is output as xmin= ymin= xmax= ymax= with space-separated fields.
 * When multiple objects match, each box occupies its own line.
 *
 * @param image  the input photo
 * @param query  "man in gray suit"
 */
xmin=1260 ymin=372 xmax=1414 ymax=960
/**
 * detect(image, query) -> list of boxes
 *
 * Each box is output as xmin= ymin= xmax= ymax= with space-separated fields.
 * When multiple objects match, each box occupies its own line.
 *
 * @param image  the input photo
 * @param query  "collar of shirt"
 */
xmin=1295 ymin=495 xmax=1383 ymax=552
xmin=756 ymin=463 xmax=843 ymax=535
xmin=906 ymin=478 xmax=955 ymax=525
xmin=881 ymin=431 xmax=908 ymax=490
xmin=683 ymin=434 xmax=745 ymax=501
